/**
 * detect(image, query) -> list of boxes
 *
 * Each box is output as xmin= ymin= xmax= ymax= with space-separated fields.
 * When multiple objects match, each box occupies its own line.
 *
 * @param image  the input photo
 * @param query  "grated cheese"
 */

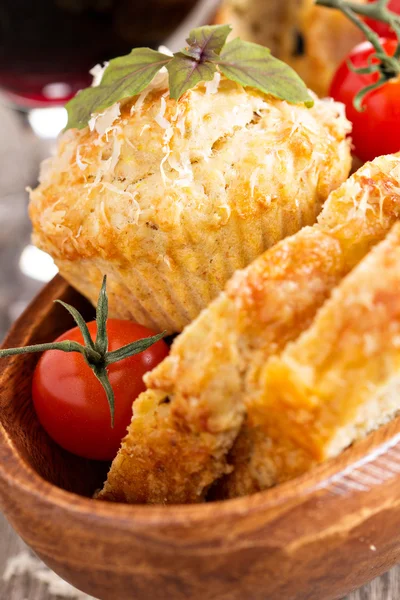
xmin=132 ymin=89 xmax=149 ymax=115
xmin=75 ymin=146 xmax=88 ymax=171
xmin=31 ymin=73 xmax=354 ymax=292
xmin=109 ymin=133 xmax=122 ymax=172
xmin=205 ymin=72 xmax=221 ymax=95
xmin=90 ymin=62 xmax=109 ymax=87
xmin=101 ymin=182 xmax=141 ymax=224
xmin=155 ymin=97 xmax=170 ymax=130
xmin=218 ymin=203 xmax=231 ymax=224
xmin=356 ymin=188 xmax=375 ymax=218
xmin=89 ymin=103 xmax=120 ymax=136
xmin=168 ymin=152 xmax=194 ymax=187
xmin=131 ymin=68 xmax=169 ymax=116
xmin=140 ymin=124 xmax=150 ymax=137
xmin=160 ymin=125 xmax=173 ymax=186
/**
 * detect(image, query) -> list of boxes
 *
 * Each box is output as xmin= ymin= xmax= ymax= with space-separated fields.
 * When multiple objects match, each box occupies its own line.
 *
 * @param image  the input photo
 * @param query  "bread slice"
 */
xmin=98 ymin=155 xmax=400 ymax=504
xmin=215 ymin=0 xmax=366 ymax=97
xmin=228 ymin=222 xmax=400 ymax=493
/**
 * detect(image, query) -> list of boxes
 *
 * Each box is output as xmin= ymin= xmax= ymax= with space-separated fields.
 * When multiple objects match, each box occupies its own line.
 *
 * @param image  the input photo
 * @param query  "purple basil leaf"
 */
xmin=167 ymin=53 xmax=217 ymax=100
xmin=214 ymin=38 xmax=314 ymax=107
xmin=66 ymin=48 xmax=171 ymax=130
xmin=184 ymin=24 xmax=232 ymax=61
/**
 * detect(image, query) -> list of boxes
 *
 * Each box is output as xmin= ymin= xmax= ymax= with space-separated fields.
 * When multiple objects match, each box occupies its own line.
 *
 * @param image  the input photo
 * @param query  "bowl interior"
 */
xmin=0 ymin=276 xmax=110 ymax=497
xmin=4 ymin=278 xmax=400 ymax=600
xmin=3 ymin=275 xmax=400 ymax=506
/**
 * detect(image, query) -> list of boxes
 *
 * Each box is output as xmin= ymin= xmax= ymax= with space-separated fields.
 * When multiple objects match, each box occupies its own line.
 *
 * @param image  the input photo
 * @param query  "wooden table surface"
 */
xmin=0 ymin=512 xmax=398 ymax=600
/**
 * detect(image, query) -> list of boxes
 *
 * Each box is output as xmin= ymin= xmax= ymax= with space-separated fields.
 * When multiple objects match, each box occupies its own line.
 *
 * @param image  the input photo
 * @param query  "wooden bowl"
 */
xmin=2 ymin=276 xmax=400 ymax=600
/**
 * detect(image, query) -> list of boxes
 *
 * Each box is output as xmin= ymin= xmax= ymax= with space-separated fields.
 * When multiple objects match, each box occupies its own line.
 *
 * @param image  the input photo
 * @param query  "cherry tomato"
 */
xmin=32 ymin=320 xmax=169 ymax=460
xmin=365 ymin=0 xmax=400 ymax=38
xmin=330 ymin=39 xmax=400 ymax=162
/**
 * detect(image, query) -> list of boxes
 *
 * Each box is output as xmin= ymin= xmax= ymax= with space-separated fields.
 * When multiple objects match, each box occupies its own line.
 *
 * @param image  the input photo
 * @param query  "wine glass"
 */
xmin=0 ymin=0 xmax=220 ymax=337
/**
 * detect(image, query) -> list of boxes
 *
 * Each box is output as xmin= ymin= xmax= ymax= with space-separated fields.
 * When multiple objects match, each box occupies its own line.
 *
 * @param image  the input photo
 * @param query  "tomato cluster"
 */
xmin=329 ymin=1 xmax=400 ymax=162
xmin=365 ymin=0 xmax=400 ymax=37
xmin=330 ymin=39 xmax=400 ymax=162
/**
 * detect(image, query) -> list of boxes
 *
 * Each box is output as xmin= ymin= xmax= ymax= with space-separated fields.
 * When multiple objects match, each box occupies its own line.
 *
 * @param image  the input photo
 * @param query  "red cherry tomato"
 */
xmin=32 ymin=320 xmax=169 ymax=461
xmin=330 ymin=38 xmax=400 ymax=162
xmin=365 ymin=0 xmax=400 ymax=37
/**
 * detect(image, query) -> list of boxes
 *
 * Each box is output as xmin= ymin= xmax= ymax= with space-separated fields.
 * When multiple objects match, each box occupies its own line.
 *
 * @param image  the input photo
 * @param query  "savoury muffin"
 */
xmin=30 ymin=70 xmax=351 ymax=333
xmin=215 ymin=0 xmax=366 ymax=97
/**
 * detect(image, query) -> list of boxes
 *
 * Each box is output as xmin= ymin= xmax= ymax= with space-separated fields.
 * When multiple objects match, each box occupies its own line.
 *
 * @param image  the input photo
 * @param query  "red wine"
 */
xmin=0 ymin=0 xmax=196 ymax=107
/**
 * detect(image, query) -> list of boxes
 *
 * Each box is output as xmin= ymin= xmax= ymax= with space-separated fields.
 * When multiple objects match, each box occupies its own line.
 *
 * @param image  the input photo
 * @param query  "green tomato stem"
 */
xmin=316 ymin=0 xmax=400 ymax=77
xmin=92 ymin=364 xmax=115 ymax=428
xmin=0 ymin=276 xmax=167 ymax=429
xmin=105 ymin=332 xmax=166 ymax=365
xmin=55 ymin=299 xmax=96 ymax=351
xmin=0 ymin=340 xmax=88 ymax=358
xmin=95 ymin=276 xmax=108 ymax=356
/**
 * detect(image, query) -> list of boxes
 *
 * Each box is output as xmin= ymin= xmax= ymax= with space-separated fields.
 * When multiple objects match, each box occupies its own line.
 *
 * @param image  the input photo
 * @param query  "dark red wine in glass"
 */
xmin=0 ymin=0 xmax=197 ymax=108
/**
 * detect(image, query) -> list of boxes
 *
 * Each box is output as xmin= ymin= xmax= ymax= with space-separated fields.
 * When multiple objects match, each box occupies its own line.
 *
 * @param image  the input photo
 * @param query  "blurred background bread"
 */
xmin=215 ymin=0 xmax=366 ymax=97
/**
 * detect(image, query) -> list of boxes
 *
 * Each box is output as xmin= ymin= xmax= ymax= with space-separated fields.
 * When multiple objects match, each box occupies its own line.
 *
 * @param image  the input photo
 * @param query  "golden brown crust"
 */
xmin=242 ymin=222 xmax=400 ymax=490
xmin=97 ymin=390 xmax=230 ymax=504
xmin=99 ymin=155 xmax=400 ymax=505
xmin=99 ymin=226 xmax=347 ymax=504
xmin=218 ymin=154 xmax=400 ymax=498
xmin=30 ymin=77 xmax=351 ymax=333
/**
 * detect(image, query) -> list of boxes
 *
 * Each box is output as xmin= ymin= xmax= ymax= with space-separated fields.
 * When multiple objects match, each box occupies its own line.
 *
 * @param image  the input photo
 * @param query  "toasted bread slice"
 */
xmin=98 ymin=155 xmax=400 ymax=504
xmin=232 ymin=222 xmax=400 ymax=492
xmin=216 ymin=154 xmax=400 ymax=498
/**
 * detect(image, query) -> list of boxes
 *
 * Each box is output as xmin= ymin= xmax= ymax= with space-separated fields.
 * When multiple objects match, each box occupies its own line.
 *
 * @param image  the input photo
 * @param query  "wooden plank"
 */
xmin=0 ymin=514 xmax=51 ymax=600
xmin=0 ymin=512 xmax=398 ymax=600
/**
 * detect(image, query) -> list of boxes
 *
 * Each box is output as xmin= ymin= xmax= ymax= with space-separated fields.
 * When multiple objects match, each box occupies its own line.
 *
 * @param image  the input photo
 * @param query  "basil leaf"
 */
xmin=66 ymin=87 xmax=110 ymax=130
xmin=65 ymin=25 xmax=314 ymax=131
xmin=167 ymin=53 xmax=217 ymax=100
xmin=100 ymin=48 xmax=171 ymax=90
xmin=184 ymin=24 xmax=232 ymax=61
xmin=66 ymin=48 xmax=172 ymax=130
xmin=214 ymin=38 xmax=314 ymax=107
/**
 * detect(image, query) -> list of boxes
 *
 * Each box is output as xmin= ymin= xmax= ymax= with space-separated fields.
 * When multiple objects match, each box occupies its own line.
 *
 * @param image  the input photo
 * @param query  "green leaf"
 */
xmin=0 ymin=340 xmax=86 ymax=358
xmin=55 ymin=300 xmax=96 ymax=351
xmin=93 ymin=365 xmax=115 ymax=428
xmin=105 ymin=331 xmax=166 ymax=365
xmin=213 ymin=38 xmax=314 ymax=107
xmin=65 ymin=25 xmax=314 ymax=131
xmin=184 ymin=24 xmax=232 ymax=61
xmin=66 ymin=87 xmax=109 ymax=130
xmin=95 ymin=276 xmax=109 ymax=356
xmin=65 ymin=48 xmax=172 ymax=130
xmin=167 ymin=54 xmax=217 ymax=100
